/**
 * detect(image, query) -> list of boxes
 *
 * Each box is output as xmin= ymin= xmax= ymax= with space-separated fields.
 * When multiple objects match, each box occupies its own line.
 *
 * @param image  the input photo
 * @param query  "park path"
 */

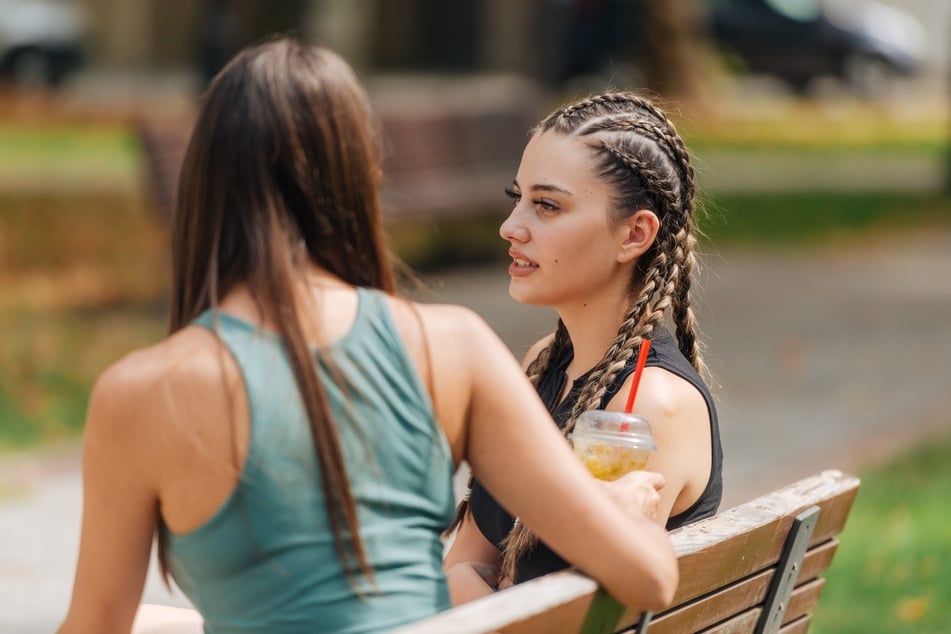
xmin=2 ymin=227 xmax=951 ymax=632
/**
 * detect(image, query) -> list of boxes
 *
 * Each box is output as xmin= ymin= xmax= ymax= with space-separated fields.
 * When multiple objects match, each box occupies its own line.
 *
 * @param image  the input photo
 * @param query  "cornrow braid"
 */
xmin=582 ymin=117 xmax=695 ymax=216
xmin=671 ymin=227 xmax=707 ymax=377
xmin=579 ymin=109 xmax=705 ymax=377
xmin=568 ymin=257 xmax=674 ymax=424
xmin=551 ymin=92 xmax=644 ymax=123
xmin=580 ymin=118 xmax=682 ymax=167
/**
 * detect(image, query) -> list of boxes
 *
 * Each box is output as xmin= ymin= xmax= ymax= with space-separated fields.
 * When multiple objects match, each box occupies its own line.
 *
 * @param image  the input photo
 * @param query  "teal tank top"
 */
xmin=161 ymin=287 xmax=455 ymax=634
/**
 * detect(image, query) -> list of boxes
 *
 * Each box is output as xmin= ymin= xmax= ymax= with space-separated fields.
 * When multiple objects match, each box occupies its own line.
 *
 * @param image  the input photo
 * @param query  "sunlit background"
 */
xmin=1 ymin=1 xmax=949 ymax=632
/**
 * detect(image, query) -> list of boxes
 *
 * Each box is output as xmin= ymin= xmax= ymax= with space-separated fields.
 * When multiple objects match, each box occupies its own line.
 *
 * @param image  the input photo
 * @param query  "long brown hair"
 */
xmin=162 ymin=36 xmax=395 ymax=586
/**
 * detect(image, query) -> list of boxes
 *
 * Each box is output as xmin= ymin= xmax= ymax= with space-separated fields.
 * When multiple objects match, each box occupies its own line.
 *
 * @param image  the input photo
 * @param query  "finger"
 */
xmin=637 ymin=471 xmax=666 ymax=490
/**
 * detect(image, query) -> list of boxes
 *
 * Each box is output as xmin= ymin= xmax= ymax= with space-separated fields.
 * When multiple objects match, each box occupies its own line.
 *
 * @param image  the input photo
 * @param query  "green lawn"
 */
xmin=813 ymin=432 xmax=951 ymax=633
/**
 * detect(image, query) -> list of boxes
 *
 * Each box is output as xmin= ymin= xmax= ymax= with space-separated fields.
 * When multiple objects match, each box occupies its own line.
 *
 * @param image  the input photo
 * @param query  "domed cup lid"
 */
xmin=570 ymin=410 xmax=657 ymax=451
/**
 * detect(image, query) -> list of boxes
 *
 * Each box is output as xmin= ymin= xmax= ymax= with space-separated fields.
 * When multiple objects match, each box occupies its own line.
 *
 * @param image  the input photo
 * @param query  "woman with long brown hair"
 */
xmin=444 ymin=92 xmax=723 ymax=602
xmin=58 ymin=39 xmax=677 ymax=634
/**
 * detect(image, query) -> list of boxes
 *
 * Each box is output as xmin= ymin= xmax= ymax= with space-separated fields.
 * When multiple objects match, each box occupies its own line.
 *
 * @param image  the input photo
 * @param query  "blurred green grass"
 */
xmin=0 ymin=124 xmax=140 ymax=189
xmin=702 ymin=191 xmax=951 ymax=247
xmin=813 ymin=432 xmax=951 ymax=633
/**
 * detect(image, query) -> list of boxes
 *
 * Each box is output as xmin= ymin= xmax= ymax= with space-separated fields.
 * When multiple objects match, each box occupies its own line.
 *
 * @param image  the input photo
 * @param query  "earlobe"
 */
xmin=617 ymin=210 xmax=660 ymax=263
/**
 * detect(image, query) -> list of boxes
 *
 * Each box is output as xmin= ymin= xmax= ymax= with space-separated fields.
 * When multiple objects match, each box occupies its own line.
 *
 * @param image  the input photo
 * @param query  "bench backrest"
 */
xmin=393 ymin=470 xmax=860 ymax=634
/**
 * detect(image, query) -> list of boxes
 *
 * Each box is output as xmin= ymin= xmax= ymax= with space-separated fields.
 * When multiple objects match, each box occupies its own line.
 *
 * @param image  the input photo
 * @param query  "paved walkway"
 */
xmin=2 ymin=228 xmax=951 ymax=632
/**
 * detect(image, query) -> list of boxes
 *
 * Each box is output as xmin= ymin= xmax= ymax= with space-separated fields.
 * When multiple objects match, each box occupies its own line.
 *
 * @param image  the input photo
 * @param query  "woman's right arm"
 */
xmin=441 ymin=333 xmax=555 ymax=604
xmin=424 ymin=306 xmax=678 ymax=611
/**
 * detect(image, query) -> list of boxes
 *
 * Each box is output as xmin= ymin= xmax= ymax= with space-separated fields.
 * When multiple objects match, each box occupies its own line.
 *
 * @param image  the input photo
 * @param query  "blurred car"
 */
xmin=0 ymin=0 xmax=88 ymax=87
xmin=710 ymin=0 xmax=929 ymax=96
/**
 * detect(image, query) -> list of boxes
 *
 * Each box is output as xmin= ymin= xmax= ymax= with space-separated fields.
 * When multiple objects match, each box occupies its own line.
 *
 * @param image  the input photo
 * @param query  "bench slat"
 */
xmin=780 ymin=578 xmax=825 ymax=626
xmin=639 ymin=569 xmax=771 ymax=634
xmin=795 ymin=539 xmax=838 ymax=583
xmin=778 ymin=614 xmax=811 ymax=634
xmin=696 ymin=609 xmax=761 ymax=633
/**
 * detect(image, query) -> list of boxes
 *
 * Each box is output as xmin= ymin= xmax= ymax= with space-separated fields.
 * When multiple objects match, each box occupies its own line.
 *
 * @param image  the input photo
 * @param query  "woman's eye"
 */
xmin=534 ymin=198 xmax=559 ymax=212
xmin=504 ymin=187 xmax=521 ymax=207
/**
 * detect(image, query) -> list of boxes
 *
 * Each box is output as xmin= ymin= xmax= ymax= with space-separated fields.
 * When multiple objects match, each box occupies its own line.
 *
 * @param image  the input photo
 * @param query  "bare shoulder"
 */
xmin=86 ymin=326 xmax=234 ymax=436
xmin=385 ymin=296 xmax=496 ymax=345
xmin=608 ymin=367 xmax=708 ymax=423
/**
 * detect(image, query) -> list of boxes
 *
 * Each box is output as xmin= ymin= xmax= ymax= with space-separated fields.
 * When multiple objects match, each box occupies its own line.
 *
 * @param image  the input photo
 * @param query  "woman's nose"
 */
xmin=499 ymin=208 xmax=529 ymax=244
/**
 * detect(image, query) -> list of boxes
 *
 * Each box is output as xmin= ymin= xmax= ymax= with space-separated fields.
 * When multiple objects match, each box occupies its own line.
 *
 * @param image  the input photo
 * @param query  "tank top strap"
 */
xmin=339 ymin=287 xmax=435 ymax=422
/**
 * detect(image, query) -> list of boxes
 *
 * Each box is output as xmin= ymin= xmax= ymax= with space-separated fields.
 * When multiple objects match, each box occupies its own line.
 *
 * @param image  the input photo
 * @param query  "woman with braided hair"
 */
xmin=444 ymin=92 xmax=723 ymax=603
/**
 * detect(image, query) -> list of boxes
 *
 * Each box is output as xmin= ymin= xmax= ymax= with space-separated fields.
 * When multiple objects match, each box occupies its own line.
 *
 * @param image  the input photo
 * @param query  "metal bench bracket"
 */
xmin=754 ymin=505 xmax=821 ymax=634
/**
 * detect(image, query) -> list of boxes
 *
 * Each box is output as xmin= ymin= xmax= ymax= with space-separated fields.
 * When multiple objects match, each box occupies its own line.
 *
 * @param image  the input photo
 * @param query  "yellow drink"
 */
xmin=573 ymin=436 xmax=651 ymax=481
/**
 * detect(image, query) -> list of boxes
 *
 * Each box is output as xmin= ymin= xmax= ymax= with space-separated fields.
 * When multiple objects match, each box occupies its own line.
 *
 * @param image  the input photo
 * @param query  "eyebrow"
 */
xmin=512 ymin=180 xmax=573 ymax=196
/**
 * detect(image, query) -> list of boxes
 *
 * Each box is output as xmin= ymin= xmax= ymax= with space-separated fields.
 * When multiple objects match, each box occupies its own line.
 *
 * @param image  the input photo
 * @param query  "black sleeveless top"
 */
xmin=468 ymin=326 xmax=723 ymax=584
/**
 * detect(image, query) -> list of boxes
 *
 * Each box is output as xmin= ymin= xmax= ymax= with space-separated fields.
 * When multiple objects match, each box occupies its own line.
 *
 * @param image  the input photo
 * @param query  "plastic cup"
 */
xmin=568 ymin=410 xmax=657 ymax=481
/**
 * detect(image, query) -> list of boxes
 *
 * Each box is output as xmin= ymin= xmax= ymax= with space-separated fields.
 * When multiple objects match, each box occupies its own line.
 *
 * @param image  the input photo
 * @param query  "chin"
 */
xmin=508 ymin=281 xmax=550 ymax=307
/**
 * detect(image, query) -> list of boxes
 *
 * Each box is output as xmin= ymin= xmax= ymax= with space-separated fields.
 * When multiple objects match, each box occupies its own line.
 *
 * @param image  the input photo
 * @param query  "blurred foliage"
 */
xmin=0 ymin=124 xmax=140 ymax=192
xmin=700 ymin=191 xmax=950 ymax=248
xmin=680 ymin=107 xmax=947 ymax=152
xmin=0 ymin=192 xmax=168 ymax=452
xmin=813 ymin=431 xmax=951 ymax=633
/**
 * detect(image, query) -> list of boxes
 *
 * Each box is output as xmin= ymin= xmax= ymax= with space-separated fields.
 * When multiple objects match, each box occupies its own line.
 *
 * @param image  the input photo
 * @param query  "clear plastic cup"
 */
xmin=568 ymin=410 xmax=657 ymax=481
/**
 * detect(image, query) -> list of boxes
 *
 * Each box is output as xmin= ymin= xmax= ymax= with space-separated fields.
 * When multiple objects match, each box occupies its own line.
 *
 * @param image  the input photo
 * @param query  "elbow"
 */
xmin=614 ymin=561 xmax=677 ymax=612
xmin=639 ymin=559 xmax=679 ymax=612
xmin=617 ymin=533 xmax=679 ymax=611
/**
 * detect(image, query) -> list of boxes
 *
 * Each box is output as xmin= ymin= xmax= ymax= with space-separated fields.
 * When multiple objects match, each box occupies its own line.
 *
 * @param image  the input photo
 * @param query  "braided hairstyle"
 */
xmin=446 ymin=92 xmax=706 ymax=586
xmin=498 ymin=92 xmax=707 ymax=583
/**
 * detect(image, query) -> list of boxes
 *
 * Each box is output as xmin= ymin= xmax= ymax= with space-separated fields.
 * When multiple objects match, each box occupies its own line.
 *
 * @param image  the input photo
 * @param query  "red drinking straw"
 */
xmin=623 ymin=338 xmax=652 ymax=417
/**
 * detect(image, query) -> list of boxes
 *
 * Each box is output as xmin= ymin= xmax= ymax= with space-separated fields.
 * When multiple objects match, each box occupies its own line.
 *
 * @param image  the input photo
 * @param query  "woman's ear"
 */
xmin=616 ymin=209 xmax=660 ymax=264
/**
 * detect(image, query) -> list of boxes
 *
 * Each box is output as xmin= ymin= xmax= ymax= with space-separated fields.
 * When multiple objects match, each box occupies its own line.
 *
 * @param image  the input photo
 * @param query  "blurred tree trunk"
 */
xmin=640 ymin=0 xmax=715 ymax=106
xmin=229 ymin=0 xmax=309 ymax=46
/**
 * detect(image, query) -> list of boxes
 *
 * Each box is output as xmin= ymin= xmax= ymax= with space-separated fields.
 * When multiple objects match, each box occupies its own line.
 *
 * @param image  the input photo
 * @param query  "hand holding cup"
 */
xmin=597 ymin=470 xmax=666 ymax=525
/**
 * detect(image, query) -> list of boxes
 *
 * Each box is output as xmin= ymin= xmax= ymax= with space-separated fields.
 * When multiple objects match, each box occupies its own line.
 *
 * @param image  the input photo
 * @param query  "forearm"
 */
xmin=445 ymin=562 xmax=498 ymax=605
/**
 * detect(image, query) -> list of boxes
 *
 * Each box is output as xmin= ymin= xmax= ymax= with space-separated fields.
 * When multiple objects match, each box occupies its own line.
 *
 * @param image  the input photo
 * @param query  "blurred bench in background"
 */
xmin=135 ymin=77 xmax=545 ymax=223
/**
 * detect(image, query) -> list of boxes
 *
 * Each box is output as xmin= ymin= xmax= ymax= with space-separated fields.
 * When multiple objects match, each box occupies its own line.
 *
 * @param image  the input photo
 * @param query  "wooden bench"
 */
xmin=393 ymin=469 xmax=860 ymax=634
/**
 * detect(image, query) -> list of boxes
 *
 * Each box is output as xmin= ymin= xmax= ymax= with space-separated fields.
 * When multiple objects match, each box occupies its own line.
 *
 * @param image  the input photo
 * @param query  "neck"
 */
xmin=556 ymin=282 xmax=632 ymax=381
xmin=219 ymin=264 xmax=349 ymax=325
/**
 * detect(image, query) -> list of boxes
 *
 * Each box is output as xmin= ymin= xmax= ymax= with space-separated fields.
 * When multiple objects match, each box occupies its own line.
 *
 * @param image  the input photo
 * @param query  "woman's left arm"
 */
xmin=59 ymin=363 xmax=160 ymax=634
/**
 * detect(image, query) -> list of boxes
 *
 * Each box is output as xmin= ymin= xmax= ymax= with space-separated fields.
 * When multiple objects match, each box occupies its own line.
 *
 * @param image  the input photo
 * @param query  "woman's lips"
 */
xmin=508 ymin=253 xmax=538 ymax=277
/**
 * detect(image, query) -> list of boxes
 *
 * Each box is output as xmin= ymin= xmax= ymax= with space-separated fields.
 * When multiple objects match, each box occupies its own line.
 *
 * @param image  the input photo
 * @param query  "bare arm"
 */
xmin=59 ymin=364 xmax=159 ymax=634
xmin=442 ymin=332 xmax=554 ymax=604
xmin=443 ymin=510 xmax=500 ymax=604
